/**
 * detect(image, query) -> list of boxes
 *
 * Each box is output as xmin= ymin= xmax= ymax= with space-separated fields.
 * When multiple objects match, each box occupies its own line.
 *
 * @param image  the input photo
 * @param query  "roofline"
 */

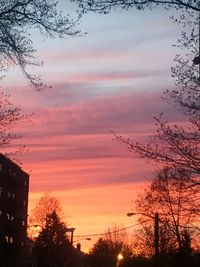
xmin=0 ymin=153 xmax=29 ymax=177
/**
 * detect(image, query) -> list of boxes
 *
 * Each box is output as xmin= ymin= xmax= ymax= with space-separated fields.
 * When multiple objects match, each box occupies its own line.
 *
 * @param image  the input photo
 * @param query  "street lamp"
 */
xmin=116 ymin=252 xmax=124 ymax=267
xmin=127 ymin=212 xmax=159 ymax=267
xmin=117 ymin=253 xmax=124 ymax=261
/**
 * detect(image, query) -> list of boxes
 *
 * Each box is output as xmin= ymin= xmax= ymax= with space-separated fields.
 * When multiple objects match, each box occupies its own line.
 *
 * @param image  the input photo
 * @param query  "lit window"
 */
xmin=10 ymin=237 xmax=14 ymax=243
xmin=12 ymin=193 xmax=15 ymax=199
xmin=11 ymin=216 xmax=14 ymax=222
xmin=5 ymin=236 xmax=9 ymax=243
xmin=22 ymin=220 xmax=25 ymax=226
xmin=21 ymin=242 xmax=24 ymax=247
xmin=7 ymin=191 xmax=11 ymax=198
xmin=6 ymin=213 xmax=10 ymax=220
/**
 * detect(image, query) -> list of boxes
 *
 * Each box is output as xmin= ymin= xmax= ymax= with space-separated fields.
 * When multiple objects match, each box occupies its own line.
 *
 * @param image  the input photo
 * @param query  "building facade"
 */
xmin=0 ymin=154 xmax=29 ymax=267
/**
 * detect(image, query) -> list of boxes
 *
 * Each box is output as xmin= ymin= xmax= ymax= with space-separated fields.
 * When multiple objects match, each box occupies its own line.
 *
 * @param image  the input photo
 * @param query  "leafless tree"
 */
xmin=132 ymin=221 xmax=176 ymax=257
xmin=166 ymin=11 xmax=200 ymax=120
xmin=135 ymin=167 xmax=200 ymax=253
xmin=115 ymin=10 xmax=200 ymax=187
xmin=72 ymin=0 xmax=200 ymax=13
xmin=0 ymin=0 xmax=80 ymax=89
xmin=0 ymin=91 xmax=29 ymax=155
xmin=29 ymin=192 xmax=65 ymax=229
xmin=104 ymin=225 xmax=131 ymax=249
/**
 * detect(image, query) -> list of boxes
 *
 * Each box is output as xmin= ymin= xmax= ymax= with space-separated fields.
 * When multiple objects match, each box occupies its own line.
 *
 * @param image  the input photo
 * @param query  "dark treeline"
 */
xmin=26 ymin=195 xmax=200 ymax=267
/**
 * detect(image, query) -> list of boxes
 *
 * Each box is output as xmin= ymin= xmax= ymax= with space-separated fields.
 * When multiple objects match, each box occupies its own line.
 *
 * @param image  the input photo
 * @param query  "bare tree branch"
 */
xmin=72 ymin=0 xmax=200 ymax=13
xmin=0 ymin=0 xmax=80 ymax=89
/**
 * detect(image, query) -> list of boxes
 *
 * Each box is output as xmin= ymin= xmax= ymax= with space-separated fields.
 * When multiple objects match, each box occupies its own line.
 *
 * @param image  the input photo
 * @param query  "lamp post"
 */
xmin=116 ymin=253 xmax=124 ymax=267
xmin=127 ymin=212 xmax=159 ymax=267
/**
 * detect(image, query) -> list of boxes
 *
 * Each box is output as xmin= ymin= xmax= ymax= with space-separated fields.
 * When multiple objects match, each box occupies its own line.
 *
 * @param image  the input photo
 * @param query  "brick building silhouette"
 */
xmin=0 ymin=154 xmax=29 ymax=267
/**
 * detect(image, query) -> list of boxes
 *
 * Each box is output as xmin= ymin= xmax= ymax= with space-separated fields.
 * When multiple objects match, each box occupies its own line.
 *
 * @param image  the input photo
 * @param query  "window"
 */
xmin=6 ymin=213 xmax=10 ymax=220
xmin=11 ymin=216 xmax=14 ymax=222
xmin=22 ymin=220 xmax=25 ymax=226
xmin=7 ymin=191 xmax=11 ymax=198
xmin=5 ymin=236 xmax=14 ymax=244
xmin=0 ymin=210 xmax=2 ymax=216
xmin=21 ymin=242 xmax=24 ymax=247
xmin=12 ymin=193 xmax=15 ymax=199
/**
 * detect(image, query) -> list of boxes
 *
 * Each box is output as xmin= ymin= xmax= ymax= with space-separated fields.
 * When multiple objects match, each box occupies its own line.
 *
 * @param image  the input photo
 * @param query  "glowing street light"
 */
xmin=117 ymin=253 xmax=124 ymax=261
xmin=116 ymin=253 xmax=124 ymax=267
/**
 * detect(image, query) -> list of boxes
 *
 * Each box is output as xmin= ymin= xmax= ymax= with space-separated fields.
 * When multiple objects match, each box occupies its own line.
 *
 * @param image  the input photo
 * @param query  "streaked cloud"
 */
xmin=1 ymin=5 xmax=183 ymax=251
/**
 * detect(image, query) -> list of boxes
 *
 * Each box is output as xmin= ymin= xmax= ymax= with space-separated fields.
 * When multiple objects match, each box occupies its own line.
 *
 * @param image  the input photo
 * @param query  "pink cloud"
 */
xmin=65 ymin=70 xmax=166 ymax=83
xmin=13 ymin=88 xmax=184 ymax=140
xmin=42 ymin=49 xmax=132 ymax=63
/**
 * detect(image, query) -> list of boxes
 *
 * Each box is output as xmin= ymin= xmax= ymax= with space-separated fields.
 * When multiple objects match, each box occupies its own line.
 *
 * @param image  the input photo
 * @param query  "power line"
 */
xmin=74 ymin=222 xmax=141 ymax=238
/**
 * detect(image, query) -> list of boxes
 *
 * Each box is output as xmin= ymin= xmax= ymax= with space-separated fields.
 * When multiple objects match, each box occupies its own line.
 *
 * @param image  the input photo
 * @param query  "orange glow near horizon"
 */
xmin=28 ymin=181 xmax=148 ymax=252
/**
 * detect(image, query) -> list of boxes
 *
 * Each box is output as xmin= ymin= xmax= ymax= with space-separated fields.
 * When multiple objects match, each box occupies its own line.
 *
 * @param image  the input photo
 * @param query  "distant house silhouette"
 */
xmin=0 ymin=154 xmax=29 ymax=267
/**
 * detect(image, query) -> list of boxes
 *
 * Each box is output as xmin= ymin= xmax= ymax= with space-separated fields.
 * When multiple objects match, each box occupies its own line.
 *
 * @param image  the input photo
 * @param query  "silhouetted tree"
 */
xmin=29 ymin=192 xmax=64 ymax=230
xmin=132 ymin=221 xmax=175 ymax=258
xmin=0 ymin=0 xmax=80 ymax=89
xmin=135 ymin=167 xmax=199 ymax=254
xmin=115 ymin=10 xmax=200 ymax=187
xmin=89 ymin=238 xmax=116 ymax=267
xmin=74 ymin=0 xmax=200 ymax=190
xmin=0 ymin=91 xmax=29 ymax=155
xmin=89 ymin=227 xmax=133 ymax=267
xmin=35 ymin=210 xmax=74 ymax=267
xmin=72 ymin=0 xmax=200 ymax=13
xmin=104 ymin=225 xmax=130 ymax=246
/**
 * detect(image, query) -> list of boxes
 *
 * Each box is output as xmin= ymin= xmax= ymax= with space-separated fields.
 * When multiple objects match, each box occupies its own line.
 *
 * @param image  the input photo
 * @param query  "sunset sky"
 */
xmin=2 ymin=3 xmax=183 ymax=251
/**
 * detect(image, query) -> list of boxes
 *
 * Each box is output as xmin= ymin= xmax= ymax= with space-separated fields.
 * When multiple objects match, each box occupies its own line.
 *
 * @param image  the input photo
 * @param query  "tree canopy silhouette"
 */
xmin=29 ymin=192 xmax=64 ymax=229
xmin=135 ymin=167 xmax=200 ymax=254
xmin=0 ymin=0 xmax=80 ymax=89
xmin=89 ymin=226 xmax=133 ymax=267
xmin=35 ymin=210 xmax=73 ymax=267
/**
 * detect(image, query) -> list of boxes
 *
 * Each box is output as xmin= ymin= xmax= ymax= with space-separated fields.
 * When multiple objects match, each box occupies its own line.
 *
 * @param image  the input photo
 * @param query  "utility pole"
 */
xmin=154 ymin=212 xmax=159 ymax=267
xmin=127 ymin=212 xmax=160 ymax=266
xmin=66 ymin=227 xmax=76 ymax=245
